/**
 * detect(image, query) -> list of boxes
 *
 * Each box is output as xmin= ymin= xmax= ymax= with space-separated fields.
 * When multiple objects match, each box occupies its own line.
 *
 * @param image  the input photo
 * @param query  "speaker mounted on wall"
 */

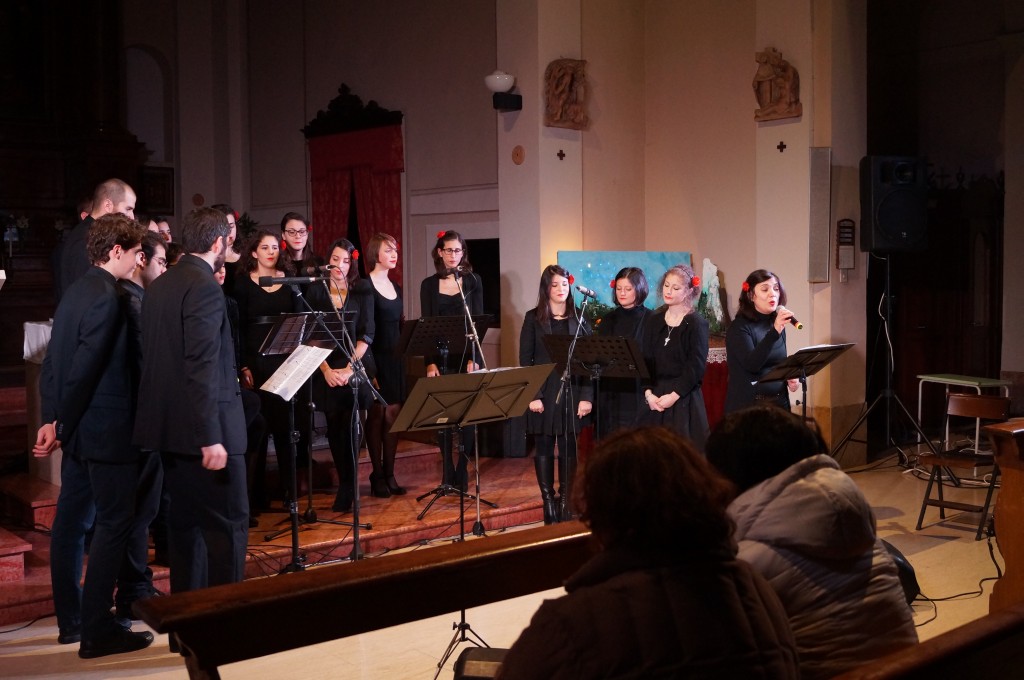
xmin=859 ymin=156 xmax=928 ymax=253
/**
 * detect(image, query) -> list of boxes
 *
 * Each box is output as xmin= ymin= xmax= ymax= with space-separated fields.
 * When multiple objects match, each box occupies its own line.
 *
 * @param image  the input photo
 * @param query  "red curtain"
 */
xmin=308 ymin=125 xmax=404 ymax=286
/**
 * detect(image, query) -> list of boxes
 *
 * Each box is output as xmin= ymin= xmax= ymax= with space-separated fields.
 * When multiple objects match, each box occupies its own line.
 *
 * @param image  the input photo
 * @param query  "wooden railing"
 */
xmin=834 ymin=601 xmax=1024 ymax=679
xmin=134 ymin=522 xmax=594 ymax=680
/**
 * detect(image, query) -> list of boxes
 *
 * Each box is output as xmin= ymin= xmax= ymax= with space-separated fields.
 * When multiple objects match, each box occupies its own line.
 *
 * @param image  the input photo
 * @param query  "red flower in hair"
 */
xmin=691 ymin=276 xmax=701 ymax=288
xmin=307 ymin=224 xmax=313 ymax=232
xmin=232 ymin=211 xmax=239 ymax=221
xmin=609 ymin=279 xmax=616 ymax=289
xmin=568 ymin=274 xmax=575 ymax=285
xmin=436 ymin=230 xmax=446 ymax=239
xmin=742 ymin=281 xmax=750 ymax=292
xmin=351 ymin=249 xmax=360 ymax=260
xmin=280 ymin=239 xmax=287 ymax=250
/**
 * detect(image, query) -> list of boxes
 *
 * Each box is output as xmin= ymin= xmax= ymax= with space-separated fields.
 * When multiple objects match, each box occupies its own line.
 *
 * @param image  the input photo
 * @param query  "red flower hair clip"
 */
xmin=568 ymin=274 xmax=575 ymax=285
xmin=742 ymin=281 xmax=750 ymax=292
xmin=691 ymin=276 xmax=701 ymax=288
xmin=351 ymin=249 xmax=360 ymax=260
xmin=609 ymin=279 xmax=616 ymax=289
xmin=436 ymin=230 xmax=447 ymax=239
xmin=280 ymin=239 xmax=287 ymax=250
xmin=232 ymin=211 xmax=239 ymax=221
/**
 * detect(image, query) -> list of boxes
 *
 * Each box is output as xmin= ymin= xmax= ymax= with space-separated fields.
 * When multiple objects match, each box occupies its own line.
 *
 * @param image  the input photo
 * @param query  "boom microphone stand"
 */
xmin=295 ymin=281 xmax=382 ymax=560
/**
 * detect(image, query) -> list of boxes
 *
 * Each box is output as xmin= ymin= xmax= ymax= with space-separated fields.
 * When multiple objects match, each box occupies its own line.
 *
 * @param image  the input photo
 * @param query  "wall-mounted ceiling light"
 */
xmin=485 ymin=70 xmax=522 ymax=112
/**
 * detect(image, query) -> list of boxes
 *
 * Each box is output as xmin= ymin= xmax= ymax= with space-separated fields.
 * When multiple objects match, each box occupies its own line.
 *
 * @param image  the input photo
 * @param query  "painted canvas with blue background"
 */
xmin=557 ymin=250 xmax=692 ymax=323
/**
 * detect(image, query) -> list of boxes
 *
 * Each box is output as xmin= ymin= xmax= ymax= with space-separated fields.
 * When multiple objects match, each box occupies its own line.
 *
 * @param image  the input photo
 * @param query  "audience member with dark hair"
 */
xmin=498 ymin=426 xmax=799 ymax=679
xmin=706 ymin=406 xmax=918 ymax=679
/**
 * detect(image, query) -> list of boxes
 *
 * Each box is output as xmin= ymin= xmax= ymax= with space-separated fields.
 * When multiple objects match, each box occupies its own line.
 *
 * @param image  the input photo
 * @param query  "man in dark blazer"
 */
xmin=35 ymin=214 xmax=158 ymax=658
xmin=134 ymin=206 xmax=248 ymax=594
xmin=56 ymin=178 xmax=136 ymax=301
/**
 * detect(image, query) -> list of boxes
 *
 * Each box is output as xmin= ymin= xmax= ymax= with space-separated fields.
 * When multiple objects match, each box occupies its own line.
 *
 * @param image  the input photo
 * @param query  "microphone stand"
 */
xmin=295 ymin=280 xmax=379 ymax=560
xmin=553 ymin=295 xmax=589 ymax=525
xmin=452 ymin=269 xmax=489 ymax=536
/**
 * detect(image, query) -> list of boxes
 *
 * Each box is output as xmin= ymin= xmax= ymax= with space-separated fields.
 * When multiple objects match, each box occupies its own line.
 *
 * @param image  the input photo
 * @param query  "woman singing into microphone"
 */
xmin=419 ymin=230 xmax=483 ymax=491
xmin=723 ymin=269 xmax=801 ymax=413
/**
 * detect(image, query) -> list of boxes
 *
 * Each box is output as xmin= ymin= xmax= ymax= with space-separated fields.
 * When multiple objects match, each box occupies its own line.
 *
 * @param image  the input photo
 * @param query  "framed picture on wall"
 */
xmin=557 ymin=250 xmax=693 ymax=322
xmin=140 ymin=166 xmax=174 ymax=215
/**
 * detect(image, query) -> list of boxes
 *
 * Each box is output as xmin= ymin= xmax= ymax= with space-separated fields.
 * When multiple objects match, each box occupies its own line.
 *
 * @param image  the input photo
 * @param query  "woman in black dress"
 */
xmin=419 ymin=229 xmax=484 ymax=490
xmin=279 ymin=212 xmax=322 ymax=278
xmin=233 ymin=229 xmax=304 ymax=505
xmin=306 ymin=238 xmax=378 ymax=512
xmin=520 ymin=265 xmax=593 ymax=524
xmin=639 ymin=263 xmax=710 ymax=451
xmin=723 ymin=269 xmax=800 ymax=413
xmin=597 ymin=266 xmax=650 ymax=437
xmin=364 ymin=232 xmax=406 ymax=498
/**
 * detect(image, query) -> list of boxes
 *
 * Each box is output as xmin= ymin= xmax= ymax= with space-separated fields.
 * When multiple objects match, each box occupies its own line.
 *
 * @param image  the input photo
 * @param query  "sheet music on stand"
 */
xmin=259 ymin=344 xmax=332 ymax=403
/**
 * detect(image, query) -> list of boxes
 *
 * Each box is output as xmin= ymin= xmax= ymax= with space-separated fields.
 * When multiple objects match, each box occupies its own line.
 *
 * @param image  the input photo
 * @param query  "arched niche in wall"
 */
xmin=125 ymin=45 xmax=172 ymax=164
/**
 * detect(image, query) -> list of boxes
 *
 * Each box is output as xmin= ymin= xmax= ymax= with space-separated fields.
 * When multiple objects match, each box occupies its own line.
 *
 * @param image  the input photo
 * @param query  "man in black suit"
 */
xmin=35 ymin=214 xmax=158 ymax=658
xmin=56 ymin=178 xmax=136 ymax=300
xmin=134 ymin=207 xmax=248 ymax=594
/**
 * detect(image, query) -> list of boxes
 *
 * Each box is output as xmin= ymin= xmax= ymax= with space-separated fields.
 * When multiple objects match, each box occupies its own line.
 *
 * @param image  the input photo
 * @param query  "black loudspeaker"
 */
xmin=881 ymin=538 xmax=921 ymax=605
xmin=859 ymin=156 xmax=928 ymax=253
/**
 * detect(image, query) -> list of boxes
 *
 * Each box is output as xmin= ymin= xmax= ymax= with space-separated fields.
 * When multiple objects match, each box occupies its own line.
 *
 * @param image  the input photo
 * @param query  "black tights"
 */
xmin=366 ymin=401 xmax=402 ymax=480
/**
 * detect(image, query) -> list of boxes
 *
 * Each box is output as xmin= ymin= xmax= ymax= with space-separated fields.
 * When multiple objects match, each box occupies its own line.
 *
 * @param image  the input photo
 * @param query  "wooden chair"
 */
xmin=916 ymin=393 xmax=1011 ymax=540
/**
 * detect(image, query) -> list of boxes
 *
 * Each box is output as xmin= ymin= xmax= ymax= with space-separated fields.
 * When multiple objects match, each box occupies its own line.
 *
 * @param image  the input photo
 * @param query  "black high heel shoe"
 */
xmin=385 ymin=476 xmax=406 ymax=495
xmin=369 ymin=473 xmax=391 ymax=498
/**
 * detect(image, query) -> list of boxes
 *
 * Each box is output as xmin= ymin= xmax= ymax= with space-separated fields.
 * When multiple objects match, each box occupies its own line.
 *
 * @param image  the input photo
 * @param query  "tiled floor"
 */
xmin=0 ymin=449 xmax=1007 ymax=679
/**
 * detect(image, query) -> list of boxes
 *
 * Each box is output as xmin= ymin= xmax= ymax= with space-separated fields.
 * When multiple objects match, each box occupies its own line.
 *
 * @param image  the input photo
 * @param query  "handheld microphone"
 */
xmin=777 ymin=307 xmax=804 ymax=330
xmin=575 ymin=284 xmax=599 ymax=300
xmin=258 ymin=275 xmax=329 ymax=287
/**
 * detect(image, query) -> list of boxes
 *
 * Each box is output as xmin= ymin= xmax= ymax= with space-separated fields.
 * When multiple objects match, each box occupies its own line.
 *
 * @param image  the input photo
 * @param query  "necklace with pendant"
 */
xmin=664 ymin=325 xmax=674 ymax=346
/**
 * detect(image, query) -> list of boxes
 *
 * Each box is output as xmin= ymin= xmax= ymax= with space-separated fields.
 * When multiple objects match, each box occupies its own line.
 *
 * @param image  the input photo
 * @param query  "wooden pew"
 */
xmin=834 ymin=602 xmax=1024 ymax=679
xmin=983 ymin=421 xmax=1024 ymax=613
xmin=134 ymin=522 xmax=594 ymax=680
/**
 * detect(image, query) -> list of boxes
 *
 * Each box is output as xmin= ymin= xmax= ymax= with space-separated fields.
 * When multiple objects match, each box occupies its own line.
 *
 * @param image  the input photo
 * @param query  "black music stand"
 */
xmin=256 ymin=313 xmax=324 ymax=572
xmin=542 ymin=334 xmax=648 ymax=440
xmin=399 ymin=315 xmax=491 ymax=516
xmin=390 ymin=364 xmax=554 ymax=679
xmin=259 ymin=312 xmax=373 ymax=567
xmin=756 ymin=343 xmax=854 ymax=421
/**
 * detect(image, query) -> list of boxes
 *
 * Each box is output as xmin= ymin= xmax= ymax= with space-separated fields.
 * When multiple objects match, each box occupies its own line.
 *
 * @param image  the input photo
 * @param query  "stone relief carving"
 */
xmin=753 ymin=47 xmax=802 ymax=122
xmin=544 ymin=58 xmax=589 ymax=130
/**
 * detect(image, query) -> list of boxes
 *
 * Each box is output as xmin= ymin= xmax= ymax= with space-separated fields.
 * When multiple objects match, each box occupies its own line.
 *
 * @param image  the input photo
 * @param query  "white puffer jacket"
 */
xmin=729 ymin=454 xmax=918 ymax=679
